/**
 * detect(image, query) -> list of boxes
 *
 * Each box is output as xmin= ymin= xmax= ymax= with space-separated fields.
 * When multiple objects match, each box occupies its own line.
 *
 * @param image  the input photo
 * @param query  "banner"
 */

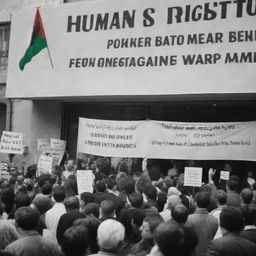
xmin=0 ymin=131 xmax=23 ymax=154
xmin=76 ymin=170 xmax=94 ymax=194
xmin=77 ymin=118 xmax=256 ymax=161
xmin=184 ymin=167 xmax=202 ymax=187
xmin=77 ymin=117 xmax=148 ymax=158
xmin=37 ymin=154 xmax=53 ymax=174
xmin=50 ymin=138 xmax=66 ymax=165
xmin=6 ymin=0 xmax=256 ymax=98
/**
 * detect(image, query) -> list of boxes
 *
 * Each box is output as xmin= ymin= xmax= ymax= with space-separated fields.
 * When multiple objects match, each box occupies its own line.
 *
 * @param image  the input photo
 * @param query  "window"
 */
xmin=0 ymin=24 xmax=10 ymax=83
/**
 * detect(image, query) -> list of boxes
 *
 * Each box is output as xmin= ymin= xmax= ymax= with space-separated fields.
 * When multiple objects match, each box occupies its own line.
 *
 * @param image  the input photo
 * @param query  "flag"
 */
xmin=19 ymin=8 xmax=47 ymax=71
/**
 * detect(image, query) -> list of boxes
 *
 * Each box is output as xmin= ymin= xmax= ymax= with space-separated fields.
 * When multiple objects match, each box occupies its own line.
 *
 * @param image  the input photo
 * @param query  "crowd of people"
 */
xmin=0 ymin=156 xmax=256 ymax=256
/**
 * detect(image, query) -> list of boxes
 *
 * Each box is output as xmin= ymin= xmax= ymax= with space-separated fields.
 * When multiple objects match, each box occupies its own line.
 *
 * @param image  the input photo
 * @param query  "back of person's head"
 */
xmin=241 ymin=188 xmax=253 ymax=204
xmin=195 ymin=191 xmax=211 ymax=208
xmin=227 ymin=176 xmax=240 ymax=192
xmin=106 ymin=177 xmax=117 ymax=190
xmin=242 ymin=204 xmax=256 ymax=226
xmin=132 ymin=208 xmax=146 ymax=227
xmin=15 ymin=192 xmax=31 ymax=209
xmin=128 ymin=192 xmax=143 ymax=208
xmin=32 ymin=195 xmax=52 ymax=215
xmin=135 ymin=176 xmax=152 ymax=193
xmin=167 ymin=195 xmax=182 ymax=209
xmin=64 ymin=196 xmax=80 ymax=211
xmin=95 ymin=180 xmax=106 ymax=193
xmin=171 ymin=204 xmax=188 ymax=224
xmin=117 ymin=176 xmax=135 ymax=195
xmin=15 ymin=206 xmax=40 ymax=230
xmin=41 ymin=183 xmax=53 ymax=196
xmin=61 ymin=226 xmax=88 ymax=256
xmin=37 ymin=174 xmax=51 ymax=187
xmin=220 ymin=207 xmax=244 ymax=232
xmin=83 ymin=203 xmax=99 ymax=218
xmin=97 ymin=219 xmax=125 ymax=252
xmin=143 ymin=185 xmax=157 ymax=201
xmin=74 ymin=216 xmax=101 ymax=254
xmin=26 ymin=164 xmax=37 ymax=179
xmin=53 ymin=185 xmax=66 ymax=202
xmin=143 ymin=213 xmax=164 ymax=234
xmin=100 ymin=200 xmax=115 ymax=218
xmin=154 ymin=222 xmax=198 ymax=256
xmin=0 ymin=201 xmax=6 ymax=215
xmin=215 ymin=190 xmax=227 ymax=206
xmin=80 ymin=192 xmax=93 ymax=205
xmin=1 ymin=186 xmax=15 ymax=214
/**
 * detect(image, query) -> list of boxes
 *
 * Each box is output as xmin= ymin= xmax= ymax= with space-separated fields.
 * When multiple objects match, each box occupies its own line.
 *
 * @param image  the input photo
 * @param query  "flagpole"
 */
xmin=46 ymin=45 xmax=54 ymax=69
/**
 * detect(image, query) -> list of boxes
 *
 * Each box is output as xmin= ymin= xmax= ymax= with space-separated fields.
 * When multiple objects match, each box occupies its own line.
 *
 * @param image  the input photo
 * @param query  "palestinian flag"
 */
xmin=19 ymin=8 xmax=47 ymax=71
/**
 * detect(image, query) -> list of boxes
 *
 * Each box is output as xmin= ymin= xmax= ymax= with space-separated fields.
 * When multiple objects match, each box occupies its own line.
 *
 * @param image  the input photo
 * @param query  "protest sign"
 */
xmin=0 ymin=131 xmax=23 ymax=154
xmin=37 ymin=154 xmax=53 ymax=174
xmin=76 ymin=170 xmax=94 ymax=194
xmin=184 ymin=167 xmax=203 ymax=187
xmin=220 ymin=171 xmax=230 ymax=181
xmin=50 ymin=138 xmax=66 ymax=165
xmin=77 ymin=117 xmax=148 ymax=158
xmin=37 ymin=138 xmax=50 ymax=152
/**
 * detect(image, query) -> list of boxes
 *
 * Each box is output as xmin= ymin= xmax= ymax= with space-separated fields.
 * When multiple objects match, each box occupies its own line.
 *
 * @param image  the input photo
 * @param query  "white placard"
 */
xmin=6 ymin=0 xmax=256 ymax=98
xmin=76 ymin=170 xmax=94 ymax=194
xmin=37 ymin=138 xmax=50 ymax=152
xmin=77 ymin=117 xmax=148 ymax=158
xmin=37 ymin=154 xmax=53 ymax=174
xmin=0 ymin=131 xmax=23 ymax=154
xmin=50 ymin=138 xmax=66 ymax=165
xmin=184 ymin=167 xmax=203 ymax=187
xmin=220 ymin=171 xmax=230 ymax=181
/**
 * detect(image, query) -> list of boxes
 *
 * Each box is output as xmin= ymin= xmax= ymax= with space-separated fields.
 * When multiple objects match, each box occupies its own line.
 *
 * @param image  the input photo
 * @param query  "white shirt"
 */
xmin=45 ymin=202 xmax=66 ymax=232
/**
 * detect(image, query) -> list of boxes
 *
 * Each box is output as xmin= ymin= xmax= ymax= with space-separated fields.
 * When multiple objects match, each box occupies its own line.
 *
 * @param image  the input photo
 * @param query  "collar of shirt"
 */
xmin=244 ymin=225 xmax=256 ymax=231
xmin=20 ymin=230 xmax=40 ymax=237
xmin=195 ymin=208 xmax=209 ymax=214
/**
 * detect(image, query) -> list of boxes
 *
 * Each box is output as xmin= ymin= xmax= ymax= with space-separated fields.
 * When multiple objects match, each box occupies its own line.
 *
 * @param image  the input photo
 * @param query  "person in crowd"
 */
xmin=226 ymin=176 xmax=241 ymax=208
xmin=83 ymin=203 xmax=100 ymax=218
xmin=61 ymin=225 xmax=89 ymax=256
xmin=160 ymin=195 xmax=182 ymax=222
xmin=5 ymin=206 xmax=62 ymax=256
xmin=241 ymin=188 xmax=253 ymax=207
xmin=129 ymin=213 xmax=164 ymax=256
xmin=74 ymin=215 xmax=101 ymax=254
xmin=241 ymin=204 xmax=256 ymax=244
xmin=142 ymin=185 xmax=158 ymax=210
xmin=0 ymin=201 xmax=19 ymax=250
xmin=56 ymin=196 xmax=84 ymax=245
xmin=153 ymin=222 xmax=198 ymax=256
xmin=106 ymin=177 xmax=119 ymax=196
xmin=169 ymin=203 xmax=188 ymax=226
xmin=207 ymin=207 xmax=256 ymax=256
xmin=40 ymin=183 xmax=53 ymax=199
xmin=89 ymin=219 xmax=125 ymax=256
xmin=80 ymin=192 xmax=93 ymax=212
xmin=99 ymin=199 xmax=116 ymax=221
xmin=210 ymin=189 xmax=227 ymax=239
xmin=0 ymin=185 xmax=15 ymax=215
xmin=45 ymin=185 xmax=66 ymax=243
xmin=187 ymin=191 xmax=218 ymax=256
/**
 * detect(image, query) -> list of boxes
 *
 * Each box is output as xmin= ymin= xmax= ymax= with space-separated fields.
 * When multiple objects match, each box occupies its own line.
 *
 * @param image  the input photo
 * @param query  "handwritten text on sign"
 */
xmin=77 ymin=118 xmax=256 ymax=161
xmin=0 ymin=131 xmax=23 ymax=154
xmin=76 ymin=170 xmax=94 ymax=194
xmin=184 ymin=167 xmax=203 ymax=187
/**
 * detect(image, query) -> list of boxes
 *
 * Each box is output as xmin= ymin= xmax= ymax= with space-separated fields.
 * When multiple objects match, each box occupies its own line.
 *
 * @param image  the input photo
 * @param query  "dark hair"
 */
xmin=41 ymin=183 xmax=53 ymax=195
xmin=1 ymin=186 xmax=15 ymax=214
xmin=74 ymin=216 xmax=101 ymax=254
xmin=143 ymin=185 xmax=157 ymax=201
xmin=242 ymin=205 xmax=256 ymax=225
xmin=195 ymin=192 xmax=211 ymax=208
xmin=220 ymin=207 xmax=244 ymax=232
xmin=241 ymin=188 xmax=253 ymax=204
xmin=37 ymin=174 xmax=51 ymax=187
xmin=80 ymin=192 xmax=93 ymax=205
xmin=117 ymin=176 xmax=135 ymax=195
xmin=227 ymin=176 xmax=240 ymax=192
xmin=106 ymin=177 xmax=117 ymax=190
xmin=171 ymin=204 xmax=188 ymax=224
xmin=26 ymin=165 xmax=37 ymax=179
xmin=61 ymin=226 xmax=88 ymax=256
xmin=215 ymin=190 xmax=227 ymax=205
xmin=15 ymin=192 xmax=31 ymax=209
xmin=128 ymin=192 xmax=143 ymax=208
xmin=154 ymin=222 xmax=198 ymax=256
xmin=83 ymin=203 xmax=100 ymax=218
xmin=15 ymin=206 xmax=40 ymax=230
xmin=53 ymin=185 xmax=66 ymax=202
xmin=144 ymin=213 xmax=164 ymax=233
xmin=0 ymin=201 xmax=6 ymax=215
xmin=100 ymin=200 xmax=115 ymax=217
xmin=64 ymin=196 xmax=80 ymax=211
xmin=95 ymin=180 xmax=106 ymax=193
xmin=132 ymin=208 xmax=146 ymax=227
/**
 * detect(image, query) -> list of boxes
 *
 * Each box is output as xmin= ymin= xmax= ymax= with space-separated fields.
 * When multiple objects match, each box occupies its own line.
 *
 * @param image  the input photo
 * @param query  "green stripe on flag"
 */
xmin=19 ymin=34 xmax=47 ymax=71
